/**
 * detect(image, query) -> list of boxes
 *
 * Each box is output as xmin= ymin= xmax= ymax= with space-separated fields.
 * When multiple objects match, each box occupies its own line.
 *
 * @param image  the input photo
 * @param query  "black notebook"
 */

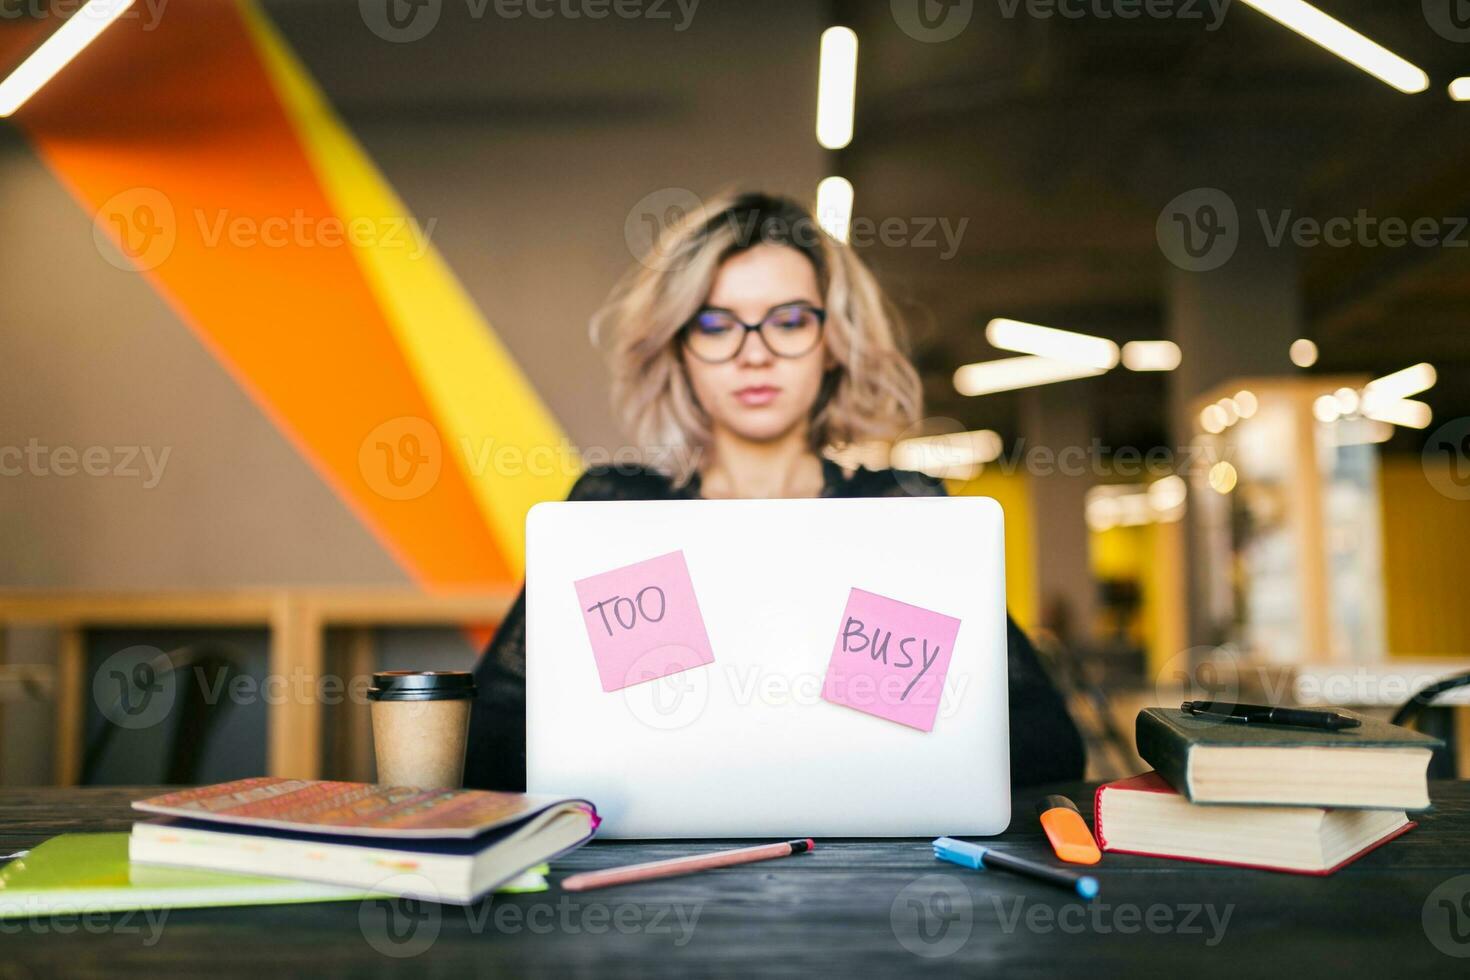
xmin=1136 ymin=707 xmax=1441 ymax=810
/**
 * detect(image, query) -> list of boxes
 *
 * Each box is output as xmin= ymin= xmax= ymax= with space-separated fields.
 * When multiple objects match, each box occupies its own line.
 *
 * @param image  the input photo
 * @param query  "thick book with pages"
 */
xmin=129 ymin=777 xmax=598 ymax=904
xmin=1094 ymin=772 xmax=1414 ymax=875
xmin=1135 ymin=707 xmax=1439 ymax=810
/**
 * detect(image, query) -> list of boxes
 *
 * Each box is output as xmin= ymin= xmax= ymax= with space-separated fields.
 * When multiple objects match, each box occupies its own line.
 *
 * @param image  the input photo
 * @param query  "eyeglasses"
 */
xmin=680 ymin=302 xmax=826 ymax=364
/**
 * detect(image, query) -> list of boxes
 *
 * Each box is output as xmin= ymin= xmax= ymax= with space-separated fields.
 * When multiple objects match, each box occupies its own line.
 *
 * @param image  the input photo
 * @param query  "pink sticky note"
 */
xmin=573 ymin=550 xmax=715 ymax=692
xmin=820 ymin=587 xmax=962 ymax=732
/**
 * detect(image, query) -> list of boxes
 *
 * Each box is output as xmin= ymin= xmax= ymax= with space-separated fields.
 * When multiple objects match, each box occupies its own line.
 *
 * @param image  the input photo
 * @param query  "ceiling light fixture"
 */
xmin=1121 ymin=340 xmax=1182 ymax=372
xmin=1237 ymin=1 xmax=1428 ymax=94
xmin=953 ymin=355 xmax=1104 ymax=397
xmin=816 ymin=26 xmax=858 ymax=150
xmin=985 ymin=318 xmax=1120 ymax=371
xmin=0 ymin=0 xmax=137 ymax=117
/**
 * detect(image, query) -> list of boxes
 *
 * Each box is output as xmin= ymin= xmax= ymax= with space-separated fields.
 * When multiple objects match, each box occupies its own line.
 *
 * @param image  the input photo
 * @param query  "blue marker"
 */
xmin=933 ymin=837 xmax=1100 ymax=901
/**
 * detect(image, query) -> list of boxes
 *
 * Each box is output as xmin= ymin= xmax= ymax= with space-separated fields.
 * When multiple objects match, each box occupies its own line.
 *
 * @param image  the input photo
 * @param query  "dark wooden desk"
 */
xmin=4 ymin=782 xmax=1469 ymax=978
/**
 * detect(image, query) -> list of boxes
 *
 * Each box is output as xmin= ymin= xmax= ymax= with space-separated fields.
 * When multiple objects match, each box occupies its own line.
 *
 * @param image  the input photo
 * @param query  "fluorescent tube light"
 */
xmin=816 ymin=27 xmax=857 ymax=150
xmin=953 ymin=355 xmax=1104 ymax=397
xmin=815 ymin=176 xmax=854 ymax=243
xmin=1237 ymin=1 xmax=1428 ymax=94
xmin=985 ymin=318 xmax=1120 ymax=370
xmin=0 ymin=0 xmax=136 ymax=117
xmin=1365 ymin=362 xmax=1436 ymax=400
xmin=1121 ymin=341 xmax=1182 ymax=372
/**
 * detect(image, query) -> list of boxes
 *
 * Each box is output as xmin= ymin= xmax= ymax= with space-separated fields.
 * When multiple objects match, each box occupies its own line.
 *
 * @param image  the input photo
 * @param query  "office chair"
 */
xmin=1392 ymin=671 xmax=1470 ymax=780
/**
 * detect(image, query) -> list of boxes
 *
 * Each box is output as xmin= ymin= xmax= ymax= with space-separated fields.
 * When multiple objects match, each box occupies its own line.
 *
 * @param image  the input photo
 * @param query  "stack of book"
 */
xmin=127 ymin=777 xmax=599 ymax=904
xmin=1095 ymin=707 xmax=1441 ymax=874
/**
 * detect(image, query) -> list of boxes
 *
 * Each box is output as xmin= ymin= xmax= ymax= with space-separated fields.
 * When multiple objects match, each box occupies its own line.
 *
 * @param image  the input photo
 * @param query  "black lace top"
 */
xmin=464 ymin=459 xmax=1086 ymax=789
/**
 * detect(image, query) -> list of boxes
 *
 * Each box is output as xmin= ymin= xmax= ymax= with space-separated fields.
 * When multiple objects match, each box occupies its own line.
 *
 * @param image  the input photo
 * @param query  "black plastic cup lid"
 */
xmin=368 ymin=671 xmax=476 ymax=702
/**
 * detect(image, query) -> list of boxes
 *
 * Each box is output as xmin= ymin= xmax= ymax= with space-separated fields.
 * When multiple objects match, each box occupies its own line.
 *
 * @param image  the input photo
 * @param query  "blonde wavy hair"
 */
xmin=592 ymin=190 xmax=923 ymax=483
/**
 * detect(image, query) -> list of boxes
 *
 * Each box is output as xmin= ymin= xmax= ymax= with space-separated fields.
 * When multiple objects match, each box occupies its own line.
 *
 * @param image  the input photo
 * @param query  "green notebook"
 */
xmin=0 ymin=834 xmax=548 ymax=918
xmin=1136 ymin=707 xmax=1442 ymax=810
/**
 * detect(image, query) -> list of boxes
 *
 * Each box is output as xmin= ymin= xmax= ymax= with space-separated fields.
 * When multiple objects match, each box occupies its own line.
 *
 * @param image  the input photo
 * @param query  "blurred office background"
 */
xmin=1 ymin=0 xmax=1467 ymax=786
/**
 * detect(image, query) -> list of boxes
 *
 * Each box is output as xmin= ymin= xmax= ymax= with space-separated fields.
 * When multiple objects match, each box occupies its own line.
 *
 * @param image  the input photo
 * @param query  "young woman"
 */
xmin=464 ymin=191 xmax=1084 ymax=789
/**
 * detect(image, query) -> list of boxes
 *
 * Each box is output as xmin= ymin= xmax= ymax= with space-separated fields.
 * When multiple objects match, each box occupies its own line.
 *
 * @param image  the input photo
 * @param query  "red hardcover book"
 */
xmin=1093 ymin=772 xmax=1416 ymax=876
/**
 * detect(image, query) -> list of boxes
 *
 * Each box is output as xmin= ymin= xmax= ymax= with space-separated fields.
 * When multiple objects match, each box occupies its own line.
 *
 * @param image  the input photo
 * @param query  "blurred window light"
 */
xmin=815 ymin=176 xmax=854 ymax=243
xmin=1361 ymin=393 xmax=1433 ymax=430
xmin=0 ymin=0 xmax=137 ymax=117
xmin=1331 ymin=418 xmax=1394 ymax=446
xmin=1312 ymin=395 xmax=1342 ymax=424
xmin=1147 ymin=475 xmax=1188 ymax=518
xmin=1087 ymin=478 xmax=1186 ymax=531
xmin=985 ymin=318 xmax=1120 ymax=370
xmin=1451 ymin=77 xmax=1470 ymax=102
xmin=1234 ymin=390 xmax=1259 ymax=419
xmin=1200 ymin=404 xmax=1228 ymax=434
xmin=953 ymin=355 xmax=1104 ymax=397
xmin=1208 ymin=461 xmax=1239 ymax=495
xmin=1237 ymin=1 xmax=1428 ymax=94
xmin=816 ymin=26 xmax=858 ymax=150
xmin=891 ymin=429 xmax=1003 ymax=480
xmin=1121 ymin=340 xmax=1182 ymax=372
xmin=1365 ymin=362 xmax=1437 ymax=400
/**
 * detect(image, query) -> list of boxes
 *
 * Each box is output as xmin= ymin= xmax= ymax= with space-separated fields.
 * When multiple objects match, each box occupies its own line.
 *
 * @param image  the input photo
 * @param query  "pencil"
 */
xmin=560 ymin=839 xmax=814 ymax=892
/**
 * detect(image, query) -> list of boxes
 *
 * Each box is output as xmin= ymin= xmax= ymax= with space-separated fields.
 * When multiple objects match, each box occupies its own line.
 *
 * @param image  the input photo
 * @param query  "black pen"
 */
xmin=1180 ymin=700 xmax=1360 ymax=730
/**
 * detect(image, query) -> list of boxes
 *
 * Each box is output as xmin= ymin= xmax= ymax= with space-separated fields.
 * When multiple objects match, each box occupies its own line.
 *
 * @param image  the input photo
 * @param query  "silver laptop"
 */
xmin=525 ymin=495 xmax=1011 ymax=838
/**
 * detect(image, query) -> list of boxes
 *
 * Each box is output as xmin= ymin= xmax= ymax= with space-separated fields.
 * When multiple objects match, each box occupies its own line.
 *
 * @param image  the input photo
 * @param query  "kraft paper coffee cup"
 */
xmin=367 ymin=671 xmax=476 ymax=789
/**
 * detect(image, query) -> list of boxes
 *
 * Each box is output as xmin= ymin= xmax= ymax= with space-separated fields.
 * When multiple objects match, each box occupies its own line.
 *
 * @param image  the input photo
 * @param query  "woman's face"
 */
xmin=681 ymin=244 xmax=828 ymax=445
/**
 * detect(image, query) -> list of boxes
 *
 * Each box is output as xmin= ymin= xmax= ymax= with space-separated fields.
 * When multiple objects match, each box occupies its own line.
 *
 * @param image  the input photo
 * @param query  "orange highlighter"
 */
xmin=1037 ymin=795 xmax=1102 ymax=865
